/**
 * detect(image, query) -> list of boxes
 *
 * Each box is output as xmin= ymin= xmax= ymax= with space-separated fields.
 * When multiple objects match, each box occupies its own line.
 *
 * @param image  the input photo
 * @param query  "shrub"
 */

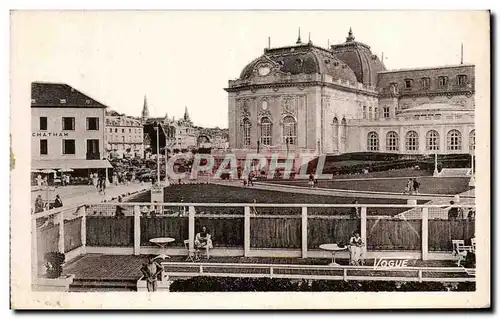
xmin=44 ymin=252 xmax=65 ymax=279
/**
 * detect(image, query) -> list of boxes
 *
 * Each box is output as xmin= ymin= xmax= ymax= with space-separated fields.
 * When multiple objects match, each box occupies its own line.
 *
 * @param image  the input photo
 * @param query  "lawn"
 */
xmin=127 ymin=184 xmax=421 ymax=216
xmin=268 ymin=176 xmax=471 ymax=195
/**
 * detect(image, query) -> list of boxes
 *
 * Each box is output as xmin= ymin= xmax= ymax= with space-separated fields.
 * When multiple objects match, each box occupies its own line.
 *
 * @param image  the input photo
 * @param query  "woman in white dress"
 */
xmin=349 ymin=232 xmax=364 ymax=266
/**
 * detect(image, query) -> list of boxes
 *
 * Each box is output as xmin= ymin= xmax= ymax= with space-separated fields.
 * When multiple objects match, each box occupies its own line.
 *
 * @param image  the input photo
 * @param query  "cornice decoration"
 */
xmin=379 ymin=89 xmax=474 ymax=99
xmin=226 ymin=81 xmax=379 ymax=98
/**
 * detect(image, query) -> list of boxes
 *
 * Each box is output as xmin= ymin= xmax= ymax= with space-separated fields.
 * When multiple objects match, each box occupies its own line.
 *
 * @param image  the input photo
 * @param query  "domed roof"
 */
xmin=330 ymin=28 xmax=387 ymax=86
xmin=239 ymin=42 xmax=358 ymax=84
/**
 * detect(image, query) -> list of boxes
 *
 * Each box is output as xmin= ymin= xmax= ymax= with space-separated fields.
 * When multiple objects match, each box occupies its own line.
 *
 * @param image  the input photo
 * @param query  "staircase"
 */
xmin=438 ymin=168 xmax=471 ymax=177
xmin=69 ymin=278 xmax=137 ymax=292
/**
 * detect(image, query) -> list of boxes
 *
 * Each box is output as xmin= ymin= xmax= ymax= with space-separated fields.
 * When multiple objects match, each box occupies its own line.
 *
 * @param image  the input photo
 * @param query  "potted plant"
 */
xmin=33 ymin=252 xmax=75 ymax=291
xmin=44 ymin=252 xmax=65 ymax=278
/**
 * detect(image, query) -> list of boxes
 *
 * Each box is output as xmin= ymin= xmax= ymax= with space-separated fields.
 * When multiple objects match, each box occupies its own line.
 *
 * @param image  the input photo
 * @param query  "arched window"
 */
xmin=367 ymin=132 xmax=379 ymax=151
xmin=386 ymin=131 xmax=399 ymax=151
xmin=241 ymin=118 xmax=251 ymax=147
xmin=447 ymin=129 xmax=462 ymax=151
xmin=426 ymin=130 xmax=440 ymax=151
xmin=469 ymin=129 xmax=475 ymax=152
xmin=332 ymin=117 xmax=339 ymax=151
xmin=260 ymin=117 xmax=272 ymax=146
xmin=405 ymin=131 xmax=419 ymax=151
xmin=282 ymin=116 xmax=297 ymax=145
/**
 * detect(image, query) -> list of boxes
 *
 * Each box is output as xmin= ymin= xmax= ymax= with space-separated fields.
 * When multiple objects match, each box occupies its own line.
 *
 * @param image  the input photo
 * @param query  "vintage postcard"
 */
xmin=10 ymin=10 xmax=490 ymax=309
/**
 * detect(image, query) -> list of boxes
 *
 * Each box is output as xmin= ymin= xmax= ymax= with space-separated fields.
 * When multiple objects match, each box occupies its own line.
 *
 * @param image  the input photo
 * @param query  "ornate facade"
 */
xmin=225 ymin=29 xmax=475 ymax=167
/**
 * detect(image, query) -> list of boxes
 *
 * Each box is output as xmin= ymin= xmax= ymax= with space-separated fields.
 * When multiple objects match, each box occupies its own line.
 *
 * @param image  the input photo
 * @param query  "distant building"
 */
xmin=105 ymin=113 xmax=144 ymax=159
xmin=225 ymin=28 xmax=475 ymax=169
xmin=31 ymin=82 xmax=112 ymax=174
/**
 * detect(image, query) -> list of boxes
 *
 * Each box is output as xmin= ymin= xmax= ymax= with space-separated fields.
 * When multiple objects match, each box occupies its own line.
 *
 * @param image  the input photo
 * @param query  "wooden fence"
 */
xmin=428 ymin=220 xmax=476 ymax=251
xmin=64 ymin=217 xmax=83 ymax=253
xmin=367 ymin=219 xmax=422 ymax=250
xmin=86 ymin=216 xmax=134 ymax=247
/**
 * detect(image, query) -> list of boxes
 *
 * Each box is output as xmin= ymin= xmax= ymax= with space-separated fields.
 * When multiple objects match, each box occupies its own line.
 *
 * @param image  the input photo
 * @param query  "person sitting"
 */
xmin=349 ymin=232 xmax=364 ymax=266
xmin=194 ymin=226 xmax=213 ymax=259
xmin=34 ymin=194 xmax=44 ymax=213
xmin=53 ymin=194 xmax=63 ymax=208
xmin=115 ymin=196 xmax=125 ymax=217
xmin=448 ymin=201 xmax=459 ymax=220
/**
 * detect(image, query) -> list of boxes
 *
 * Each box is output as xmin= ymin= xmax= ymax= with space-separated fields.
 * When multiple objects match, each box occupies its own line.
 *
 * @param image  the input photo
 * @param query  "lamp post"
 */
xmin=433 ymin=153 xmax=439 ymax=177
xmin=469 ymin=151 xmax=475 ymax=187
xmin=154 ymin=123 xmax=160 ymax=185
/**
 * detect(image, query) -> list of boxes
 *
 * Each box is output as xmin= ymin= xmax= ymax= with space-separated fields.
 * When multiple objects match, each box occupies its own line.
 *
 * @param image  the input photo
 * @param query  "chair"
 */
xmin=452 ymin=240 xmax=468 ymax=266
xmin=184 ymin=239 xmax=199 ymax=262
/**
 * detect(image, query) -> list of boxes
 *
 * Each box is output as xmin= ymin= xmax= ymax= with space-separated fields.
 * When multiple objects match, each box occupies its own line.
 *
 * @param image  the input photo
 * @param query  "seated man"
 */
xmin=194 ymin=226 xmax=213 ymax=259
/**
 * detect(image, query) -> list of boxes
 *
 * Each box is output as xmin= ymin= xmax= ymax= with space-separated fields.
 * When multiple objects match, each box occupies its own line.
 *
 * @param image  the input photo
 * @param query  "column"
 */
xmin=301 ymin=207 xmax=308 ymax=258
xmin=421 ymin=207 xmax=429 ymax=260
xmin=462 ymin=125 xmax=469 ymax=153
xmin=378 ymin=127 xmax=385 ymax=152
xmin=361 ymin=207 xmax=367 ymax=256
xmin=58 ymin=212 xmax=65 ymax=254
xmin=189 ymin=206 xmax=195 ymax=252
xmin=31 ymin=217 xmax=38 ymax=279
xmin=399 ymin=126 xmax=405 ymax=153
xmin=134 ymin=205 xmax=141 ymax=255
xmin=418 ymin=125 xmax=426 ymax=153
xmin=244 ymin=206 xmax=251 ymax=257
xmin=439 ymin=125 xmax=446 ymax=153
xmin=80 ymin=206 xmax=87 ymax=254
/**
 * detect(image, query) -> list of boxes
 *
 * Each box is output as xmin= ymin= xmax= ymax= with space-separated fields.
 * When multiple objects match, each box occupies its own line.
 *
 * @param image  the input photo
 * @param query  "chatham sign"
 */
xmin=32 ymin=132 xmax=70 ymax=137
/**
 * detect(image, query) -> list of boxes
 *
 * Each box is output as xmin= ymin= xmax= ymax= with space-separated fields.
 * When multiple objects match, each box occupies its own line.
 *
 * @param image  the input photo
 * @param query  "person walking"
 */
xmin=413 ymin=178 xmax=420 ymax=194
xmin=308 ymin=173 xmax=314 ymax=188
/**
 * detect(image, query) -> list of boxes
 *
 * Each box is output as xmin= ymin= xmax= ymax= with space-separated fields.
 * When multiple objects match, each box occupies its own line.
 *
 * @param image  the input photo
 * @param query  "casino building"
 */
xmin=225 ymin=29 xmax=475 ymax=168
xmin=31 ymin=82 xmax=112 ymax=174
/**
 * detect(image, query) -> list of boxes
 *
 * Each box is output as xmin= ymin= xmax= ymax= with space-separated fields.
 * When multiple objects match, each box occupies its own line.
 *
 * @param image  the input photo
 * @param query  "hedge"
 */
xmin=169 ymin=277 xmax=475 ymax=292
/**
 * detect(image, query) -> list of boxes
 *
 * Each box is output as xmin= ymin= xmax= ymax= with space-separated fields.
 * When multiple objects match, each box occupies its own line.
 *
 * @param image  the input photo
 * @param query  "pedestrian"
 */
xmin=448 ymin=201 xmax=459 ymax=220
xmin=350 ymin=200 xmax=360 ymax=219
xmin=115 ymin=196 xmax=125 ymax=217
xmin=467 ymin=208 xmax=476 ymax=220
xmin=313 ymin=178 xmax=319 ymax=188
xmin=406 ymin=178 xmax=414 ymax=195
xmin=308 ymin=173 xmax=314 ymax=188
xmin=249 ymin=172 xmax=254 ymax=186
xmin=34 ymin=194 xmax=44 ymax=213
xmin=101 ymin=176 xmax=107 ymax=195
xmin=53 ymin=194 xmax=63 ymax=208
xmin=413 ymin=178 xmax=420 ymax=194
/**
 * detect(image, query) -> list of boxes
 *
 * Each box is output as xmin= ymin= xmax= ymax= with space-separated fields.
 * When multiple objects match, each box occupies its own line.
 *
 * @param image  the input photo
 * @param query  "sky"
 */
xmin=12 ymin=10 xmax=488 ymax=128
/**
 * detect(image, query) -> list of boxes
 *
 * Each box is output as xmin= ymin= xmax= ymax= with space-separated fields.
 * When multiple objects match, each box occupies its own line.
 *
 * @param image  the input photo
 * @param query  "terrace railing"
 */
xmin=32 ymin=202 xmax=476 ymax=282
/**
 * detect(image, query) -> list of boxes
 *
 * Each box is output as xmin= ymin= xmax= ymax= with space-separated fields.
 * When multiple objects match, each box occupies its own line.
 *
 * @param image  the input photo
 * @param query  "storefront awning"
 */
xmin=32 ymin=159 xmax=113 ymax=170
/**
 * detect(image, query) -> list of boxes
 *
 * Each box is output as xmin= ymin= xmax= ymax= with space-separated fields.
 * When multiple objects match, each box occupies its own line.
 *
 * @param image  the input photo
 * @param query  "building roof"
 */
xmin=31 ymin=82 xmax=107 ymax=108
xmin=239 ymin=42 xmax=358 ymax=83
xmin=330 ymin=28 xmax=386 ymax=86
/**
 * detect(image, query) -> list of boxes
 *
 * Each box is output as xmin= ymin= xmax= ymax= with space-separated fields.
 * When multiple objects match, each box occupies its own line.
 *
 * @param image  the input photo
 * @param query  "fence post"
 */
xmin=133 ymin=205 xmax=141 ymax=255
xmin=301 ymin=206 xmax=308 ymax=258
xmin=244 ymin=206 xmax=250 ymax=257
xmin=422 ymin=207 xmax=429 ymax=260
xmin=58 ymin=212 xmax=65 ymax=254
xmin=361 ymin=206 xmax=367 ymax=256
xmin=189 ymin=206 xmax=195 ymax=252
xmin=80 ymin=205 xmax=87 ymax=254
xmin=31 ymin=217 xmax=38 ymax=280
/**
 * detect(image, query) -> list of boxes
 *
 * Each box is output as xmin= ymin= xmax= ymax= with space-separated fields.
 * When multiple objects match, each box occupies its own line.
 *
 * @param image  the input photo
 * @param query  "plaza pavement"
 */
xmin=31 ymin=182 xmax=153 ymax=212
